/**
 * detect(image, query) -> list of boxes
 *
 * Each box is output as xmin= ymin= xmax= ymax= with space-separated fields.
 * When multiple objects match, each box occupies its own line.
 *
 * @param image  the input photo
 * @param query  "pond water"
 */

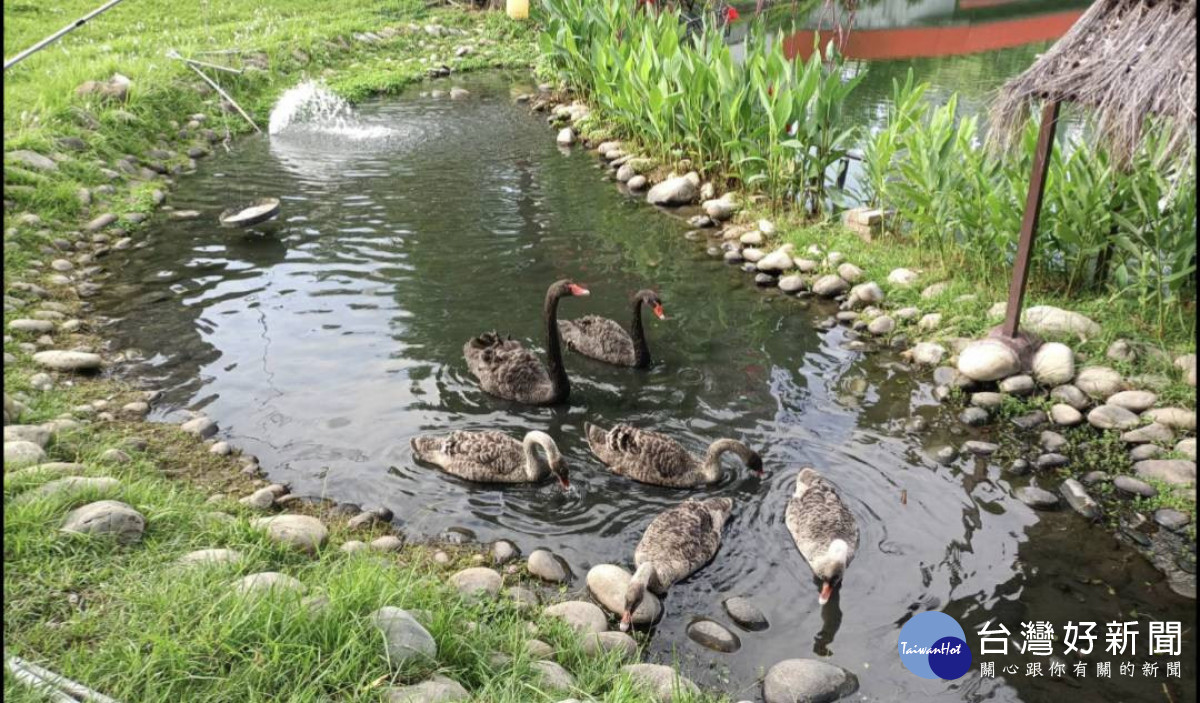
xmin=95 ymin=71 xmax=1194 ymax=702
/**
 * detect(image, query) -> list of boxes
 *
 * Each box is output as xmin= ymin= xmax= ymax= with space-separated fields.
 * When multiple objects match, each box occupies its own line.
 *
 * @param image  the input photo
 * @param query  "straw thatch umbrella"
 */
xmin=987 ymin=0 xmax=1196 ymax=340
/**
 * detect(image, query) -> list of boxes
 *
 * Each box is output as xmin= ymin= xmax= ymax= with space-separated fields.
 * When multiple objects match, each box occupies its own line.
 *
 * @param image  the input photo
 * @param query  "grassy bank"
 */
xmin=4 ymin=415 xmax=717 ymax=702
xmin=4 ymin=3 xmax=724 ymax=701
xmin=537 ymin=0 xmax=1196 ymax=354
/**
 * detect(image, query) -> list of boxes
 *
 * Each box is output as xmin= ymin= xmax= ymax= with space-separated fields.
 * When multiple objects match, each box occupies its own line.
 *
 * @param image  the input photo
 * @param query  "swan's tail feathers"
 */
xmin=584 ymin=422 xmax=607 ymax=448
xmin=410 ymin=435 xmax=442 ymax=461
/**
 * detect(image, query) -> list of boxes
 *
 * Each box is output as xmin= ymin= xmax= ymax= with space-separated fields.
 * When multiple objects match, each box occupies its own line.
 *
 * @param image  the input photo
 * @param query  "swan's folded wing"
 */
xmin=559 ymin=316 xmax=634 ymax=362
xmin=637 ymin=501 xmax=721 ymax=586
xmin=443 ymin=431 xmax=524 ymax=478
xmin=786 ymin=479 xmax=859 ymax=558
xmin=617 ymin=426 xmax=695 ymax=478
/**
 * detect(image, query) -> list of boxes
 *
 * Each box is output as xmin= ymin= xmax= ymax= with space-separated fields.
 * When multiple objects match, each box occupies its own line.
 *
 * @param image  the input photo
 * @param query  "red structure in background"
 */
xmin=781 ymin=9 xmax=1084 ymax=61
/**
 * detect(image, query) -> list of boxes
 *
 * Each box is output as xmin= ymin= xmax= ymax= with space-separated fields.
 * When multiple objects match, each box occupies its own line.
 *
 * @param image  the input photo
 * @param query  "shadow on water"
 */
xmin=94 ymin=69 xmax=1193 ymax=702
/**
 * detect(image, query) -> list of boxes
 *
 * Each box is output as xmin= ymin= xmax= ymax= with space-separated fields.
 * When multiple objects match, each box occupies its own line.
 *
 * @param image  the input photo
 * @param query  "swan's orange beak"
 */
xmin=652 ymin=303 xmax=666 ymax=320
xmin=819 ymin=581 xmax=834 ymax=605
xmin=567 ymin=283 xmax=590 ymax=297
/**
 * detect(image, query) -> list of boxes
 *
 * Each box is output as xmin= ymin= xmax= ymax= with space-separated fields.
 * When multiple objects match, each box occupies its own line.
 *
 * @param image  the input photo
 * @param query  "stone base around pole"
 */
xmin=987 ymin=325 xmax=1043 ymax=372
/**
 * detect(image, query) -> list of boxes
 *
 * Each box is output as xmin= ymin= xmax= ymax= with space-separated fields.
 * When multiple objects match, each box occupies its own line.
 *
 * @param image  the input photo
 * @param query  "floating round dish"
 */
xmin=219 ymin=197 xmax=281 ymax=227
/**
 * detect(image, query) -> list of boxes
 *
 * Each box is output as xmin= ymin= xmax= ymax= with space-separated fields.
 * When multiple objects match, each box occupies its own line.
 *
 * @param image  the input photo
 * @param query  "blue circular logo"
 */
xmin=897 ymin=612 xmax=972 ymax=680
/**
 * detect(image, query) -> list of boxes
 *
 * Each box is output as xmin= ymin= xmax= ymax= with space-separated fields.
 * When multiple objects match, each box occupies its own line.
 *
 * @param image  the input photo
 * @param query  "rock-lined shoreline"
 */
xmin=539 ymin=90 xmax=1196 ymax=601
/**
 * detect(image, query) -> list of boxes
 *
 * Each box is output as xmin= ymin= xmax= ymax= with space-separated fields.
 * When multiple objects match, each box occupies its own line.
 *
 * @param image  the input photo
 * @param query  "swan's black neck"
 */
xmin=630 ymin=295 xmax=651 ymax=369
xmin=543 ymin=287 xmax=569 ymax=403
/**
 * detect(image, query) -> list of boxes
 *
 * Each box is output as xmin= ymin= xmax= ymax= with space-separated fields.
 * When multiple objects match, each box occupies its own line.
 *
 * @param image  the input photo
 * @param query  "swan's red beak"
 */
xmin=652 ymin=303 xmax=666 ymax=320
xmin=819 ymin=581 xmax=834 ymax=605
xmin=558 ymin=477 xmax=571 ymax=490
xmin=567 ymin=283 xmax=590 ymax=297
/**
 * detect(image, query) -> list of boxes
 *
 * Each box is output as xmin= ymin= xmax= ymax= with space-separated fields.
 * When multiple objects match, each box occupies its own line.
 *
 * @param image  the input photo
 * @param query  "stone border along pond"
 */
xmin=534 ymin=92 xmax=1197 ymax=600
xmin=2 ymin=36 xmax=859 ymax=702
xmin=1 ymin=32 xmax=1192 ymax=703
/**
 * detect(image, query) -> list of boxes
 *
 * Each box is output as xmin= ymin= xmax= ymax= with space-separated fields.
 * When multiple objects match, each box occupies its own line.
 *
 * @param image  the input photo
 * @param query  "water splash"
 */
xmin=268 ymin=81 xmax=390 ymax=139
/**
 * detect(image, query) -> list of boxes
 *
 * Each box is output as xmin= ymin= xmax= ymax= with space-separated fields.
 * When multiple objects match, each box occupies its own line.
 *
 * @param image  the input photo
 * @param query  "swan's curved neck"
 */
xmin=631 ymin=561 xmax=663 ymax=594
xmin=543 ymin=288 xmax=569 ymax=402
xmin=630 ymin=296 xmax=651 ymax=368
xmin=701 ymin=439 xmax=751 ymax=482
xmin=522 ymin=431 xmax=558 ymax=480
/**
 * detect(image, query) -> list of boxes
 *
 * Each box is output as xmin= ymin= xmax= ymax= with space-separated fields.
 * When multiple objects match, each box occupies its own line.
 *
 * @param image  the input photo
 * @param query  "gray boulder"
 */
xmin=621 ymin=664 xmax=699 ymax=701
xmin=763 ymin=658 xmax=859 ymax=703
xmin=62 ymin=500 xmax=145 ymax=543
xmin=386 ymin=676 xmax=468 ymax=703
xmin=372 ymin=606 xmax=438 ymax=666
xmin=646 ymin=172 xmax=700 ymax=206
xmin=957 ymin=340 xmax=1020 ymax=382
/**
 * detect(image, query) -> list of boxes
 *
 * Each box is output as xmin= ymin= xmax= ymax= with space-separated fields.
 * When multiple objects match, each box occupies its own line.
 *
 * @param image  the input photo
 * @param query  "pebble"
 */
xmin=181 ymin=416 xmax=218 ymax=438
xmin=970 ymin=392 xmax=1005 ymax=409
xmin=1011 ymin=410 xmax=1048 ymax=431
xmin=506 ymin=585 xmax=538 ymax=610
xmin=1114 ymin=476 xmax=1157 ymax=497
xmin=1087 ymin=405 xmax=1141 ymax=431
xmin=371 ymin=535 xmax=404 ymax=552
xmin=1016 ymin=486 xmax=1059 ymax=510
xmin=1107 ymin=390 xmax=1158 ymax=413
xmin=586 ymin=564 xmax=661 ymax=625
xmin=1031 ymin=342 xmax=1076 ymax=386
xmin=1061 ymin=480 xmax=1100 ymax=519
xmin=1075 ymin=366 xmax=1125 ymax=399
xmin=1134 ymin=459 xmax=1196 ymax=485
xmin=4 ymin=441 xmax=46 ymax=468
xmin=1050 ymin=384 xmax=1090 ymax=410
xmin=762 ymin=659 xmax=859 ymax=703
xmin=9 ymin=319 xmax=56 ymax=334
xmin=1154 ymin=509 xmax=1191 ymax=531
xmin=1050 ymin=403 xmax=1084 ymax=426
xmin=1007 ymin=459 xmax=1031 ymax=476
xmin=100 ymin=448 xmax=131 ymax=464
xmin=964 ymin=441 xmax=999 ymax=456
xmin=621 ymin=664 xmax=699 ymax=701
xmin=371 ymin=607 xmax=437 ymax=665
xmin=934 ymin=446 xmax=958 ymax=465
xmin=1040 ymin=431 xmax=1068 ymax=453
xmin=1143 ymin=407 xmax=1196 ymax=431
xmin=14 ymin=476 xmax=120 ymax=504
xmin=958 ymin=408 xmax=989 ymax=427
xmin=544 ymin=601 xmax=608 ymax=634
xmin=492 ymin=539 xmax=519 ymax=565
xmin=1121 ymin=422 xmax=1174 ymax=444
xmin=527 ymin=549 xmax=568 ymax=583
xmin=62 ymin=500 xmax=145 ymax=543
xmin=32 ymin=350 xmax=102 ymax=372
xmin=4 ymin=424 xmax=51 ymax=447
xmin=582 ymin=631 xmax=638 ymax=659
xmin=178 ymin=548 xmax=244 ymax=567
xmin=1176 ymin=438 xmax=1196 ymax=460
xmin=1081 ymin=471 xmax=1110 ymax=486
xmin=867 ymin=315 xmax=895 ymax=336
xmin=449 ymin=567 xmax=502 ymax=600
xmin=234 ymin=572 xmax=306 ymax=596
xmin=1130 ymin=444 xmax=1163 ymax=461
xmin=723 ymin=596 xmax=769 ymax=630
xmin=531 ymin=661 xmax=575 ymax=691
xmin=239 ymin=487 xmax=276 ymax=510
xmin=1035 ymin=453 xmax=1069 ymax=470
xmin=686 ymin=619 xmax=741 ymax=653
xmin=340 ymin=540 xmax=368 ymax=553
xmin=385 ymin=676 xmax=468 ymax=703
xmin=251 ymin=514 xmax=328 ymax=554
xmin=998 ymin=375 xmax=1036 ymax=396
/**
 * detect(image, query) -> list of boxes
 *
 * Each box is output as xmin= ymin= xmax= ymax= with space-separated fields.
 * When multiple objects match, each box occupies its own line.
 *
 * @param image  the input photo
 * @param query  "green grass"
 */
xmin=4 ymin=419 xmax=722 ymax=702
xmin=771 ymin=217 xmax=1197 ymax=393
xmin=3 ymin=3 xmax=718 ymax=701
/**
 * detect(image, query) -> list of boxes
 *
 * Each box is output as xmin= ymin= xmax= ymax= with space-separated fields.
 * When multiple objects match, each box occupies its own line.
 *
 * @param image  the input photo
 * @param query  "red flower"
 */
xmin=724 ymin=6 xmax=740 ymax=22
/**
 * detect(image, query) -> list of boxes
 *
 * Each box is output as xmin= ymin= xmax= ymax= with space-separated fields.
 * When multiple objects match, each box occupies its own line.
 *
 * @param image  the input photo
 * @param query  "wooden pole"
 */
xmin=1001 ymin=99 xmax=1060 ymax=338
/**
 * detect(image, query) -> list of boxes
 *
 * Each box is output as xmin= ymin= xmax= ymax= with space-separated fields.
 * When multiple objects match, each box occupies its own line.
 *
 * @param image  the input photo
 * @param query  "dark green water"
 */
xmin=95 ymin=70 xmax=1193 ymax=702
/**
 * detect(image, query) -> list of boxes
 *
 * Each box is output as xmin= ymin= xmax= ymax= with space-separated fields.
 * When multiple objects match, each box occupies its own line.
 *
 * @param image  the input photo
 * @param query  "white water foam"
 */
xmin=267 ymin=80 xmax=391 ymax=139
